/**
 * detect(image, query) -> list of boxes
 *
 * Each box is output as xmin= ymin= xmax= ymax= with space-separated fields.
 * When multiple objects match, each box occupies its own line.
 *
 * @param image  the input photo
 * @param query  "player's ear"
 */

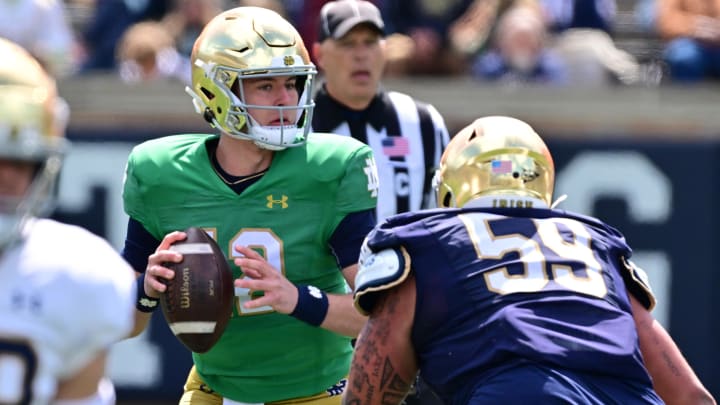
xmin=312 ymin=42 xmax=324 ymax=70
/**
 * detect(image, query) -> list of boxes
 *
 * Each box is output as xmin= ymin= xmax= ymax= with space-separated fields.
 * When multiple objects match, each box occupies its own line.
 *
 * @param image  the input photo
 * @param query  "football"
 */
xmin=160 ymin=226 xmax=234 ymax=353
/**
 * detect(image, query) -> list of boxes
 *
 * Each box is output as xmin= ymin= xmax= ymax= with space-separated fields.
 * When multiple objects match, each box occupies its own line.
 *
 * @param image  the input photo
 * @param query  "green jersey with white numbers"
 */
xmin=123 ymin=133 xmax=378 ymax=402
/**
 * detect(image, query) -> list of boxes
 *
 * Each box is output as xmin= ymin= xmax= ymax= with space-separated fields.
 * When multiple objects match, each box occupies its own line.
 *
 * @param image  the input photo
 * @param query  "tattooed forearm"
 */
xmin=345 ymin=353 xmax=412 ymax=405
xmin=660 ymin=351 xmax=681 ymax=377
xmin=344 ymin=292 xmax=414 ymax=405
xmin=380 ymin=358 xmax=411 ymax=404
xmin=344 ymin=386 xmax=363 ymax=405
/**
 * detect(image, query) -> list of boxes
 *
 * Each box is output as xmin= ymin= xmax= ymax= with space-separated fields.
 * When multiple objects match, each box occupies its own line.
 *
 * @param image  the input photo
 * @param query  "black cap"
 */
xmin=318 ymin=0 xmax=385 ymax=42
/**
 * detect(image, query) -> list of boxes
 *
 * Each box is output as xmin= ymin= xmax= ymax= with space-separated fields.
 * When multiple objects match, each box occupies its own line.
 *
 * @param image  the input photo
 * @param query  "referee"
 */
xmin=311 ymin=0 xmax=449 ymax=221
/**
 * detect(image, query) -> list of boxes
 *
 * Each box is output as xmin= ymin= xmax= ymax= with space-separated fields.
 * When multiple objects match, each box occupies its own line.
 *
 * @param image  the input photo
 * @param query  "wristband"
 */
xmin=290 ymin=284 xmax=329 ymax=327
xmin=136 ymin=273 xmax=160 ymax=313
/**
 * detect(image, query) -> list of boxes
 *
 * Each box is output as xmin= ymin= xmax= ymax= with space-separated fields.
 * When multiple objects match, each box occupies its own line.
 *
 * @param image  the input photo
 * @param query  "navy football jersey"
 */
xmin=362 ymin=206 xmax=662 ymax=404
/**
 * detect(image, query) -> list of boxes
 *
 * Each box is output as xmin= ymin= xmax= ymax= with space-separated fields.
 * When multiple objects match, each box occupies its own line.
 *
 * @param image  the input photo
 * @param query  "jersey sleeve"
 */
xmin=122 ymin=149 xmax=150 ymax=228
xmin=584 ymin=214 xmax=658 ymax=311
xmin=336 ymin=144 xmax=379 ymax=214
xmin=620 ymin=256 xmax=657 ymax=311
xmin=122 ymin=144 xmax=165 ymax=239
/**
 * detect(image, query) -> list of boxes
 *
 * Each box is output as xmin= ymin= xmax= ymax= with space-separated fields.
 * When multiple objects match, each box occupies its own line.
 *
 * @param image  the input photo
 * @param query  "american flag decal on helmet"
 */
xmin=491 ymin=160 xmax=513 ymax=174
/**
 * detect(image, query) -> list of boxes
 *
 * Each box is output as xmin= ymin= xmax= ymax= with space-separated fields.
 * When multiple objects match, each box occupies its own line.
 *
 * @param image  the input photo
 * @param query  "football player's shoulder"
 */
xmin=299 ymin=132 xmax=372 ymax=180
xmin=383 ymin=208 xmax=454 ymax=229
xmin=307 ymin=132 xmax=370 ymax=157
xmin=366 ymin=209 xmax=449 ymax=249
xmin=24 ymin=219 xmax=136 ymax=344
xmin=555 ymin=209 xmax=626 ymax=238
xmin=130 ymin=133 xmax=215 ymax=165
xmin=28 ymin=219 xmax=135 ymax=284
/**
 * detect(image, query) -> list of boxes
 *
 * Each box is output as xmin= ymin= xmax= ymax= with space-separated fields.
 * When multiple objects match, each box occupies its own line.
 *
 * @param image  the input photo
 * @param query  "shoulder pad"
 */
xmin=621 ymin=257 xmax=656 ymax=311
xmin=354 ymin=246 xmax=411 ymax=315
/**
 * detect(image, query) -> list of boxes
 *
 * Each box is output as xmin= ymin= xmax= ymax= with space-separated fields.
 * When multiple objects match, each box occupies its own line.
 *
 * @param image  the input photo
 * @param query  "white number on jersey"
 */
xmin=227 ymin=229 xmax=284 ymax=315
xmin=0 ymin=338 xmax=37 ymax=404
xmin=460 ymin=214 xmax=608 ymax=298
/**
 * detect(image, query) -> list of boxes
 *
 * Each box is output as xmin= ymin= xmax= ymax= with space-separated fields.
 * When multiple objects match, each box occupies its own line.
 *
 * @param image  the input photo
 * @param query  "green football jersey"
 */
xmin=123 ymin=133 xmax=379 ymax=402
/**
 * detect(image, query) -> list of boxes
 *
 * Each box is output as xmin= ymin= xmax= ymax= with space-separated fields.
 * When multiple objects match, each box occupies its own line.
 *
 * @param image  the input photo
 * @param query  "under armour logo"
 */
xmin=266 ymin=194 xmax=288 ymax=209
xmin=284 ymin=55 xmax=295 ymax=66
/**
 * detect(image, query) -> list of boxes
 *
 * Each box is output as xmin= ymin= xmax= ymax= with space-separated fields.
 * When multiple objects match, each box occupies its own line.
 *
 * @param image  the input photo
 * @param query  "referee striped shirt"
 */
xmin=312 ymin=84 xmax=450 ymax=221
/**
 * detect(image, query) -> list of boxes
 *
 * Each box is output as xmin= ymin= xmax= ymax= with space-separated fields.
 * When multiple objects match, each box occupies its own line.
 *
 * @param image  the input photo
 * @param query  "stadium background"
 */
xmin=55 ymin=74 xmax=719 ymax=403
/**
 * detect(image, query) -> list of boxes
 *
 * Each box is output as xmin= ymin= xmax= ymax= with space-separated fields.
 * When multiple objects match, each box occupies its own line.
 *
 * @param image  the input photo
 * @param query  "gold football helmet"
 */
xmin=434 ymin=116 xmax=554 ymax=208
xmin=0 ymin=37 xmax=69 ymax=249
xmin=185 ymin=6 xmax=317 ymax=150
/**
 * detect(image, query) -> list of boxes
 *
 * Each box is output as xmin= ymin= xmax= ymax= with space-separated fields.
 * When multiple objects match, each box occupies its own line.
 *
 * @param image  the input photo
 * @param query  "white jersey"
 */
xmin=0 ymin=219 xmax=136 ymax=405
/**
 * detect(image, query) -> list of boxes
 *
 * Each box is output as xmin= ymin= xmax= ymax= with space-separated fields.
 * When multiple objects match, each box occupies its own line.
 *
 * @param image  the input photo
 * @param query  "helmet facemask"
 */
xmin=0 ymin=153 xmax=65 ymax=249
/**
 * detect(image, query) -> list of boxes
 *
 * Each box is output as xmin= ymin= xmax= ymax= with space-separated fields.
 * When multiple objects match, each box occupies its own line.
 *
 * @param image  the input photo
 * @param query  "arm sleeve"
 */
xmin=354 ymin=243 xmax=411 ymax=315
xmin=328 ymin=209 xmax=377 ymax=269
xmin=620 ymin=256 xmax=657 ymax=311
xmin=121 ymin=217 xmax=161 ymax=273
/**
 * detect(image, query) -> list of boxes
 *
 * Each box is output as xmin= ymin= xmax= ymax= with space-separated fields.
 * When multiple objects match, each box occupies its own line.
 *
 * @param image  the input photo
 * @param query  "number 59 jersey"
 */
xmin=356 ymin=206 xmax=658 ymax=403
xmin=0 ymin=219 xmax=136 ymax=405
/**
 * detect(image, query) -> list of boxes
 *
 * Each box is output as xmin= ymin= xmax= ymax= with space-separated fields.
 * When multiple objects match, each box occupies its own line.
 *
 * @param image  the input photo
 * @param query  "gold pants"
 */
xmin=179 ymin=365 xmax=345 ymax=405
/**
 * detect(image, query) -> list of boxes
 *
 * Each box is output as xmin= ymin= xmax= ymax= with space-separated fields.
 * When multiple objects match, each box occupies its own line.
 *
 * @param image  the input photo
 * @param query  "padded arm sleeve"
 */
xmin=620 ymin=256 xmax=656 ymax=311
xmin=353 ymin=244 xmax=411 ymax=315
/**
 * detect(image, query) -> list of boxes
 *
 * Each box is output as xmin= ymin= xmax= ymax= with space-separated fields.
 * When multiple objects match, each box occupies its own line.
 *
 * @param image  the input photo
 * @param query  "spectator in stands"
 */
xmin=446 ymin=0 xmax=526 ymax=61
xmin=161 ymin=0 xmax=224 ymax=57
xmin=116 ymin=21 xmax=191 ymax=84
xmin=635 ymin=0 xmax=659 ymax=32
xmin=79 ymin=0 xmax=170 ymax=72
xmin=0 ymin=0 xmax=78 ymax=77
xmin=283 ymin=0 xmax=382 ymax=65
xmin=539 ymin=0 xmax=642 ymax=85
xmin=380 ymin=0 xmax=476 ymax=75
xmin=236 ymin=0 xmax=288 ymax=18
xmin=540 ymin=0 xmax=617 ymax=34
xmin=471 ymin=4 xmax=568 ymax=85
xmin=657 ymin=0 xmax=720 ymax=82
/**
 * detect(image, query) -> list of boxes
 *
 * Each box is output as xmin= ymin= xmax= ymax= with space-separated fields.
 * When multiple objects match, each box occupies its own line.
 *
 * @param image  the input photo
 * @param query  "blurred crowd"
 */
xmin=4 ymin=0 xmax=720 ymax=86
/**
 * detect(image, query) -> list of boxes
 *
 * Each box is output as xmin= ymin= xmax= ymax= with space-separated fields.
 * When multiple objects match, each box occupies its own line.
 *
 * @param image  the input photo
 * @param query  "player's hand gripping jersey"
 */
xmin=355 ymin=206 xmax=660 ymax=405
xmin=123 ymin=132 xmax=378 ymax=402
xmin=0 ymin=220 xmax=136 ymax=405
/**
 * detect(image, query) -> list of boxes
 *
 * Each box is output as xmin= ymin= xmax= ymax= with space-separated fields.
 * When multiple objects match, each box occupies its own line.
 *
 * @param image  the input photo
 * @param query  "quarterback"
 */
xmin=0 ymin=38 xmax=137 ymax=404
xmin=121 ymin=7 xmax=378 ymax=405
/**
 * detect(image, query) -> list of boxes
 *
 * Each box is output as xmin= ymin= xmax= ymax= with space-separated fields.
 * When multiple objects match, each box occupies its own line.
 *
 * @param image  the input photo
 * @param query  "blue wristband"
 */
xmin=136 ymin=273 xmax=159 ymax=313
xmin=290 ymin=285 xmax=329 ymax=327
